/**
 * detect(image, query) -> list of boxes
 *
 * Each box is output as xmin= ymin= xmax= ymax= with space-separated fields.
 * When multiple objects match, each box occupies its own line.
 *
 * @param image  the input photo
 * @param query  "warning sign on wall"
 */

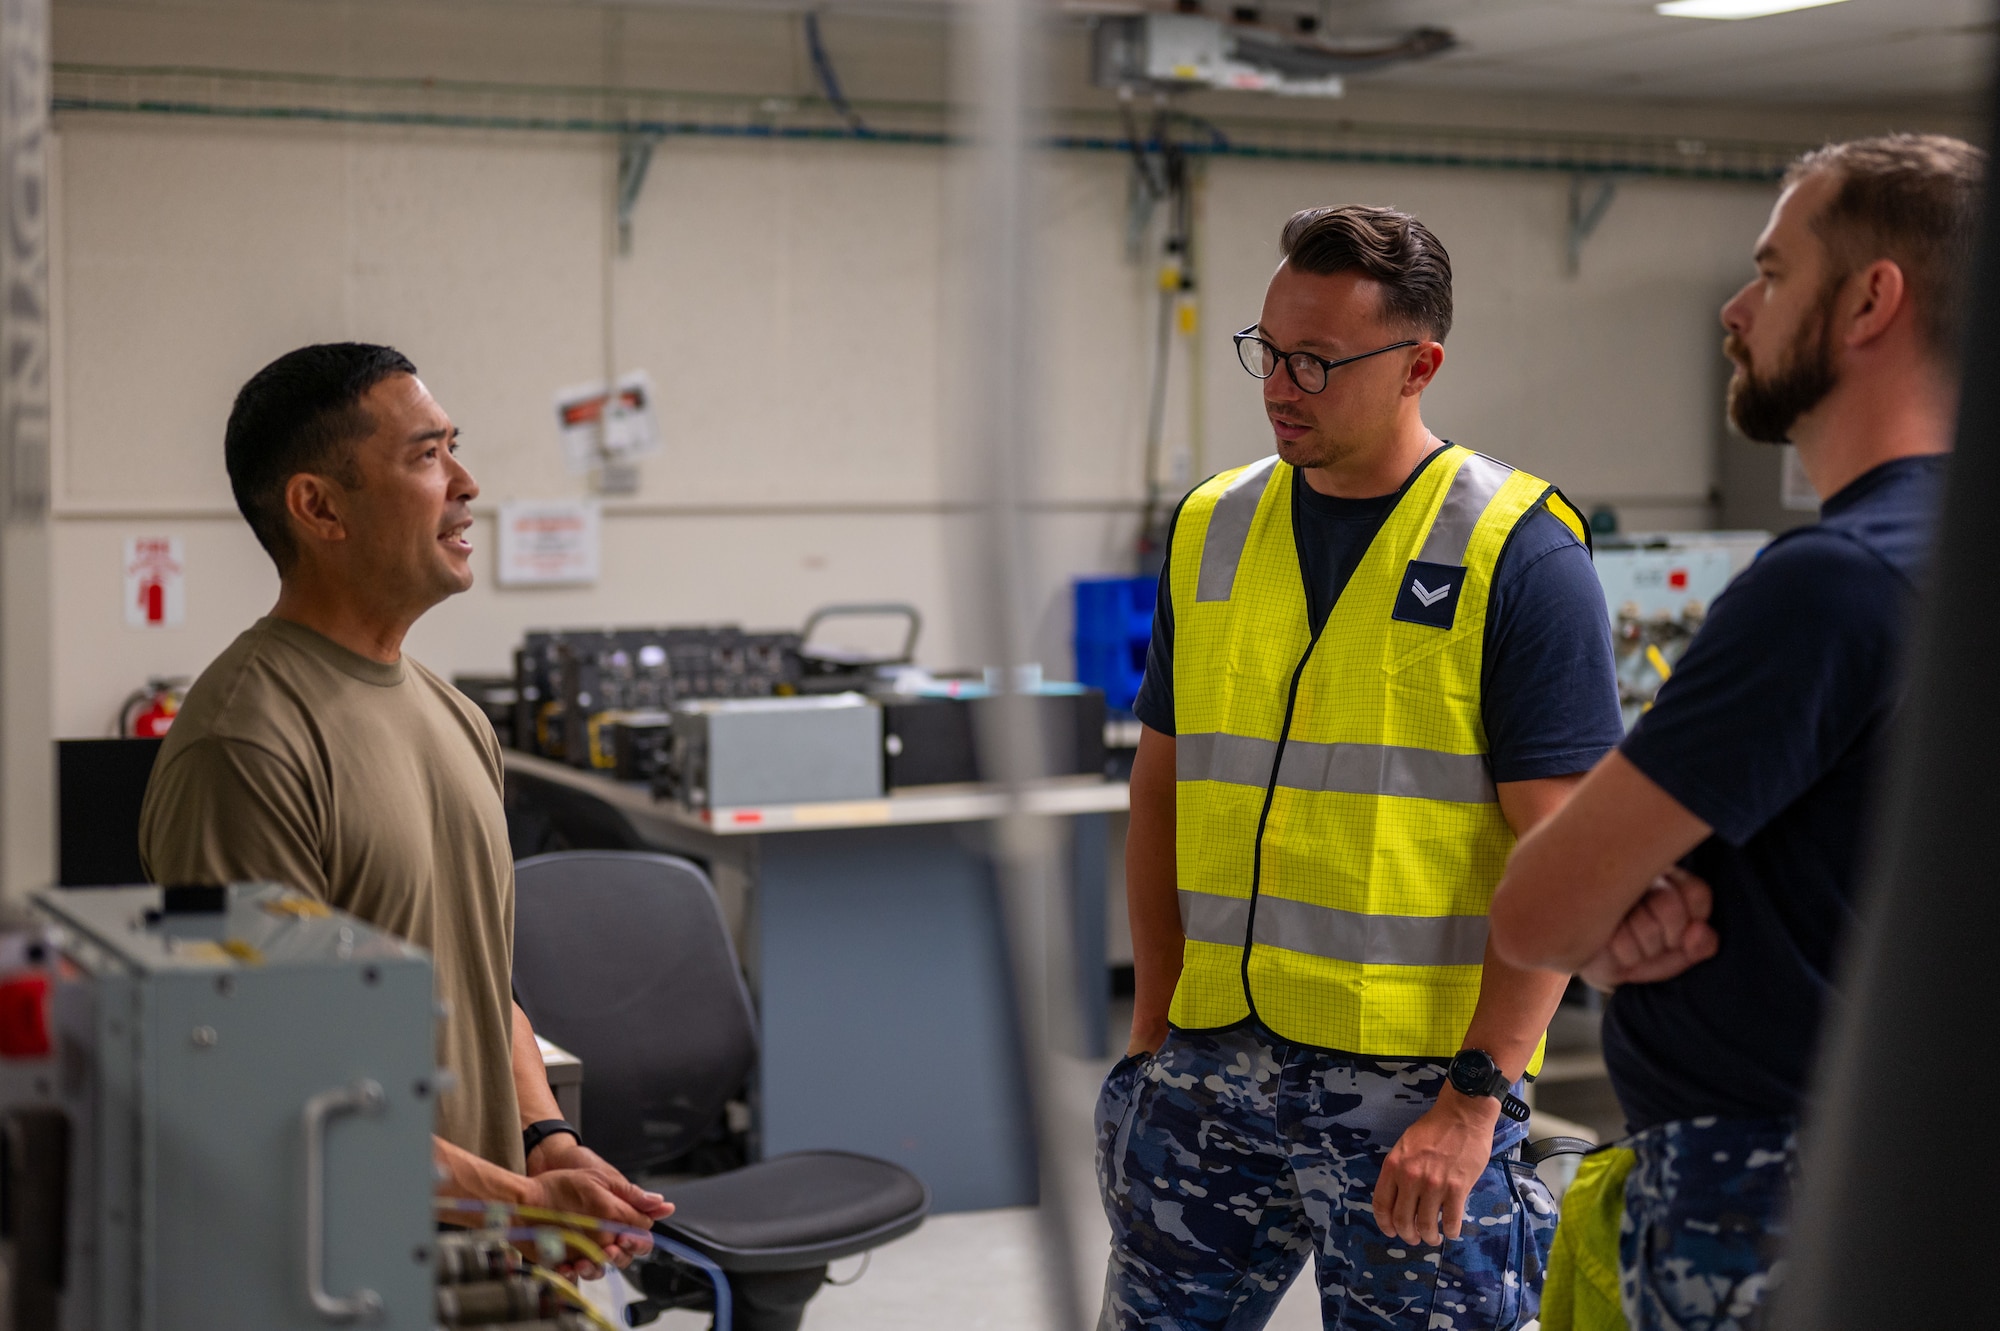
xmin=124 ymin=536 xmax=186 ymax=628
xmin=497 ymin=501 xmax=601 ymax=587
xmin=553 ymin=372 xmax=661 ymax=475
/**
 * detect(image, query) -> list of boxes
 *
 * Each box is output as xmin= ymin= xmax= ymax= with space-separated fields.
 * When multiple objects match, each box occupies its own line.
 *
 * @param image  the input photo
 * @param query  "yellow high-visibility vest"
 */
xmin=1168 ymin=444 xmax=1586 ymax=1067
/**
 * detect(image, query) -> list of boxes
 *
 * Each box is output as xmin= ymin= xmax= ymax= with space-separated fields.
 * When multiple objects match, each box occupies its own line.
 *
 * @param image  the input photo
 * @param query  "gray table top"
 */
xmin=503 ymin=748 xmax=1129 ymax=838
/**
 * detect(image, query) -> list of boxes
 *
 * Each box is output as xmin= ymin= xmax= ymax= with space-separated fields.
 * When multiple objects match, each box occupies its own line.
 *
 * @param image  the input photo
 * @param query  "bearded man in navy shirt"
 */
xmin=1490 ymin=134 xmax=1983 ymax=1331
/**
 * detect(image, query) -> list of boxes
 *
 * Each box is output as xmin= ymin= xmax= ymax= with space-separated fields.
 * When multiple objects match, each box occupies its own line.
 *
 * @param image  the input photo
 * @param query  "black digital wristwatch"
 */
xmin=1447 ymin=1048 xmax=1531 ymax=1123
xmin=522 ymin=1118 xmax=582 ymax=1160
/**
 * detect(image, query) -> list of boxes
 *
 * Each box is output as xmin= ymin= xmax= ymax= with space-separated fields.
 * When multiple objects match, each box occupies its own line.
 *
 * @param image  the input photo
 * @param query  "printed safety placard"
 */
xmin=553 ymin=371 xmax=660 ymax=475
xmin=497 ymin=500 xmax=602 ymax=587
xmin=124 ymin=536 xmax=186 ymax=628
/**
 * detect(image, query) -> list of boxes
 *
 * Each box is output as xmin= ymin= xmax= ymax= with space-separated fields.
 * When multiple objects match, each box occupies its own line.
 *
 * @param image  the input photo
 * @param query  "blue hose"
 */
xmin=803 ymin=10 xmax=871 ymax=138
xmin=647 ymin=1232 xmax=734 ymax=1331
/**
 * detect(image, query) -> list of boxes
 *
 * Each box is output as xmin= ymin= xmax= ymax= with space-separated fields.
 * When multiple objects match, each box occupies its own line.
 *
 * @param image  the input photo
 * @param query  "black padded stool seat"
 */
xmin=513 ymin=852 xmax=931 ymax=1328
xmin=646 ymin=1150 xmax=929 ymax=1273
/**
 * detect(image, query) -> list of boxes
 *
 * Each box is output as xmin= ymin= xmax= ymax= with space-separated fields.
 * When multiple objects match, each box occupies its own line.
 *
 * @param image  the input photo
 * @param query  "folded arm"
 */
xmin=1488 ymin=751 xmax=1712 ymax=973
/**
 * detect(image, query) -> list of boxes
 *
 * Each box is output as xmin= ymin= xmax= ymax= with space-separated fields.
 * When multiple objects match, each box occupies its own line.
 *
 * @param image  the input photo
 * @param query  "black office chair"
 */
xmin=512 ymin=851 xmax=929 ymax=1330
xmin=504 ymin=770 xmax=653 ymax=858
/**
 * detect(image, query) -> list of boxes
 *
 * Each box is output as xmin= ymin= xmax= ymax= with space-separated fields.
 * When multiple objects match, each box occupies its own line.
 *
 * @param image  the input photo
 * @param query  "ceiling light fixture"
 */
xmin=1656 ymin=0 xmax=1849 ymax=18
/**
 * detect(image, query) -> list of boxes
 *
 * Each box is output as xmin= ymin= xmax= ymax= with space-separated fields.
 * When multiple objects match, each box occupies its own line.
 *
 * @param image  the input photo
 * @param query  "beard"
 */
xmin=1273 ymin=423 xmax=1360 ymax=471
xmin=1725 ymin=284 xmax=1841 ymax=445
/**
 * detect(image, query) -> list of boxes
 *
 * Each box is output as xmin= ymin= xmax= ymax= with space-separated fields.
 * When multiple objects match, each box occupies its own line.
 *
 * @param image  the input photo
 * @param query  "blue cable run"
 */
xmin=803 ymin=10 xmax=871 ymax=138
xmin=647 ymin=1231 xmax=734 ymax=1331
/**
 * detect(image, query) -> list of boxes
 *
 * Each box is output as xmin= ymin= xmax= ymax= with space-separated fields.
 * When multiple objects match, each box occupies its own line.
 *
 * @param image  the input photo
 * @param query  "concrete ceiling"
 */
xmin=167 ymin=0 xmax=1990 ymax=108
xmin=1309 ymin=0 xmax=1992 ymax=103
xmin=783 ymin=0 xmax=1994 ymax=105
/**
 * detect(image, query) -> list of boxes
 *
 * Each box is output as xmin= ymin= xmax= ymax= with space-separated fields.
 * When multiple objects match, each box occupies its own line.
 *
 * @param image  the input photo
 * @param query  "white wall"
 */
xmin=1199 ymin=164 xmax=1774 ymax=515
xmin=43 ymin=1 xmax=1969 ymax=737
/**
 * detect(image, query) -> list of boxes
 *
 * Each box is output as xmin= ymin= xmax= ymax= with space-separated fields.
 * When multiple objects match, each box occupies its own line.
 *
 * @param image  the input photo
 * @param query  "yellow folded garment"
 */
xmin=1539 ymin=1147 xmax=1636 ymax=1331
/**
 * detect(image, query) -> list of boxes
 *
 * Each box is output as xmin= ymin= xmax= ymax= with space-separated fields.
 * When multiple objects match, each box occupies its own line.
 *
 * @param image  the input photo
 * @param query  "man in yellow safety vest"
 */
xmin=1095 ymin=204 xmax=1623 ymax=1329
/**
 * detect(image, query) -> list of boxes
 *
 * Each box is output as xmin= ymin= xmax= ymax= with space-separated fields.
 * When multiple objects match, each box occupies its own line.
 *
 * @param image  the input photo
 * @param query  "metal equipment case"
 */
xmin=669 ymin=694 xmax=883 ymax=810
xmin=4 ymin=884 xmax=436 ymax=1330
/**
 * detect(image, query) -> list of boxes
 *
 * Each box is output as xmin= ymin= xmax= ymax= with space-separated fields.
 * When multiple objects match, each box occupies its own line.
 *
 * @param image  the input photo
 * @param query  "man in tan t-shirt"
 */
xmin=140 ymin=343 xmax=669 ymax=1263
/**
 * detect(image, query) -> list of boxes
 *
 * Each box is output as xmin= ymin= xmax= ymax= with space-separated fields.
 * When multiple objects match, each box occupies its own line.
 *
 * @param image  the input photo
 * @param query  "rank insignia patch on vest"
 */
xmin=1392 ymin=560 xmax=1466 ymax=629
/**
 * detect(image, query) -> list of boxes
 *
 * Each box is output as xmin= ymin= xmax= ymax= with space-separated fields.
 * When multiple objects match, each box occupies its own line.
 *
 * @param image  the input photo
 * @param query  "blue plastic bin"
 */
xmin=1072 ymin=575 xmax=1158 ymax=713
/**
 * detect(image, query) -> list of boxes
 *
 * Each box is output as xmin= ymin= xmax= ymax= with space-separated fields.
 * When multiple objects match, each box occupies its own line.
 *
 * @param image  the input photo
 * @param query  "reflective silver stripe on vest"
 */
xmin=1178 ymin=890 xmax=1490 ymax=965
xmin=1195 ymin=456 xmax=1282 ymax=602
xmin=1276 ymin=740 xmax=1496 ymax=804
xmin=1180 ymin=890 xmax=1253 ymax=946
xmin=1416 ymin=452 xmax=1515 ymax=567
xmin=1177 ymin=731 xmax=1280 ymax=787
xmin=1180 ymin=732 xmax=1495 ymax=804
xmin=1252 ymin=894 xmax=1491 ymax=967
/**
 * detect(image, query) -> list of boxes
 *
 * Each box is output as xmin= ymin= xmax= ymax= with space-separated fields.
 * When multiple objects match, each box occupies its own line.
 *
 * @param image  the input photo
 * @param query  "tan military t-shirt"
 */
xmin=139 ymin=616 xmax=523 ymax=1171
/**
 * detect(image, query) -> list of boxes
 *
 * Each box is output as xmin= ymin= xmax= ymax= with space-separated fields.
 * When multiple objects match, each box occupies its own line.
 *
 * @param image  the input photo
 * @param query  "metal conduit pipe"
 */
xmin=50 ymin=64 xmax=1807 ymax=181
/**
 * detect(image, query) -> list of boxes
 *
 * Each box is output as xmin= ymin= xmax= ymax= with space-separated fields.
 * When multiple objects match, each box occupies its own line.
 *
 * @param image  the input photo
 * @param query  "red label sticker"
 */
xmin=1668 ymin=569 xmax=1689 ymax=591
xmin=731 ymin=811 xmax=764 ymax=826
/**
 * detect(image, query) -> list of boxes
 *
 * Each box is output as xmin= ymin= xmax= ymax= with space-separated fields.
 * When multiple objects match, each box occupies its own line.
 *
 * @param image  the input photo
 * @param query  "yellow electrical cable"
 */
xmin=433 ymin=1200 xmax=615 ymax=1267
xmin=528 ymin=1265 xmax=621 ymax=1331
xmin=540 ymin=1226 xmax=612 ymax=1269
xmin=511 ymin=1204 xmax=634 ymax=1252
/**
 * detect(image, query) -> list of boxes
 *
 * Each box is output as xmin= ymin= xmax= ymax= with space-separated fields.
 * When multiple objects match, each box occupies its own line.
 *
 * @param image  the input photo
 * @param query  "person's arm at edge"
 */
xmin=508 ymin=1004 xmax=671 ymax=1271
xmin=1371 ymin=773 xmax=1583 ymax=1246
xmin=428 ymin=1014 xmax=668 ymax=1277
xmin=1488 ymin=750 xmax=1712 ymax=973
xmin=1124 ymin=725 xmax=1180 ymax=1057
xmin=511 ymin=1002 xmax=671 ymax=1204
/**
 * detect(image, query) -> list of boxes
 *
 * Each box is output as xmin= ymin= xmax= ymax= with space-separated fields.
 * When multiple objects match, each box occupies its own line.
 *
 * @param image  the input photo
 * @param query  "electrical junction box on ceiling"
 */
xmin=1089 ymin=12 xmax=1455 ymax=99
xmin=1094 ymin=12 xmax=1342 ymax=96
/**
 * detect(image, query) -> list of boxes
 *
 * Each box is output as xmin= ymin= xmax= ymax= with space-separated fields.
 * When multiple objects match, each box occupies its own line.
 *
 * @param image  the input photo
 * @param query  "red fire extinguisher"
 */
xmin=120 ymin=678 xmax=189 ymax=738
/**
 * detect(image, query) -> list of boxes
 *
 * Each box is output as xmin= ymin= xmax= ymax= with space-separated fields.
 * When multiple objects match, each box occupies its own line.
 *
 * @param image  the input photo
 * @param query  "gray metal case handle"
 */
xmin=303 ymin=1079 xmax=388 ymax=1323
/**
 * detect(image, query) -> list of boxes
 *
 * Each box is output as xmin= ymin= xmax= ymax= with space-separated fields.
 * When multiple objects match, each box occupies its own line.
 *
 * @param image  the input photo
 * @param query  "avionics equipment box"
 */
xmin=0 ymin=883 xmax=435 ymax=1330
xmin=881 ymin=690 xmax=1109 ymax=789
xmin=670 ymin=692 xmax=884 ymax=811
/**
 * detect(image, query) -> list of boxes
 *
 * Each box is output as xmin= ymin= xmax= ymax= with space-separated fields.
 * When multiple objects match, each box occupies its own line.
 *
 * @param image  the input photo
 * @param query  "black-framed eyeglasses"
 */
xmin=1233 ymin=325 xmax=1419 ymax=394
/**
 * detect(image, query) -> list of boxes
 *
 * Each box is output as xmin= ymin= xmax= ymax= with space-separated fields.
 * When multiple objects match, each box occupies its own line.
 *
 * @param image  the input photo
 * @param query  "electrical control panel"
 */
xmin=514 ymin=627 xmax=803 ymax=770
xmin=1594 ymin=531 xmax=1768 ymax=729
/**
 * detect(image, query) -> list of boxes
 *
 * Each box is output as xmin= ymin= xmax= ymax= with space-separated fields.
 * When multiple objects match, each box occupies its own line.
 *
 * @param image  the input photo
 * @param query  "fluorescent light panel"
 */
xmin=1656 ymin=0 xmax=1850 ymax=18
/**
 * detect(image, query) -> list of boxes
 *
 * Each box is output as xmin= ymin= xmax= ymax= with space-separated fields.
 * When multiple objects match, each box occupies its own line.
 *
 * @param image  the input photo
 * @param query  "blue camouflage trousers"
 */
xmin=1095 ymin=1024 xmax=1556 ymax=1331
xmin=1619 ymin=1115 xmax=1798 ymax=1331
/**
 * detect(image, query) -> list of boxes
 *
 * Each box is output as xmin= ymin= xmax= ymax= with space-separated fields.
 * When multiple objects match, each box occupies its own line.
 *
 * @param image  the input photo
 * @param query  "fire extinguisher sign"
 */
xmin=123 ymin=536 xmax=186 ymax=629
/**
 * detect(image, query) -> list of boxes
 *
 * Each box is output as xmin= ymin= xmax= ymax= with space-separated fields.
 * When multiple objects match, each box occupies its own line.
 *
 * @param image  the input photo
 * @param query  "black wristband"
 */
xmin=523 ymin=1119 xmax=581 ymax=1159
xmin=1449 ymin=1048 xmax=1532 ymax=1122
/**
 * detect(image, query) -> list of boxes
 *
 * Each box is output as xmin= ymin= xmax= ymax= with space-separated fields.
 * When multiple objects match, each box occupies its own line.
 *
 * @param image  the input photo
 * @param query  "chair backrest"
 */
xmin=505 ymin=772 xmax=652 ymax=854
xmin=512 ymin=851 xmax=759 ymax=1176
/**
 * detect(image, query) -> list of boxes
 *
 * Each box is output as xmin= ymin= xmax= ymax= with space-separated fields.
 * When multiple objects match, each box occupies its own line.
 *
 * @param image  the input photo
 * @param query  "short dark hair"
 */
xmin=224 ymin=343 xmax=416 ymax=571
xmin=1278 ymin=205 xmax=1453 ymax=342
xmin=1784 ymin=134 xmax=1986 ymax=357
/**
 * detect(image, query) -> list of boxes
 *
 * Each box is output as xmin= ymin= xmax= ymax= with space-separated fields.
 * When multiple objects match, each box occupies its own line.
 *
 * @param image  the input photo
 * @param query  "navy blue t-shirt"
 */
xmin=1133 ymin=448 xmax=1623 ymax=785
xmin=1604 ymin=454 xmax=1946 ymax=1131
